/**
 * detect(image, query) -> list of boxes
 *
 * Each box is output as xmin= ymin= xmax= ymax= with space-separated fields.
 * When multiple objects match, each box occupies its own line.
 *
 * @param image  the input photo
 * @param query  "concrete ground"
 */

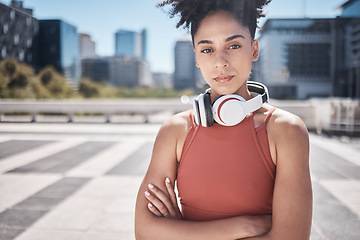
xmin=0 ymin=122 xmax=359 ymax=240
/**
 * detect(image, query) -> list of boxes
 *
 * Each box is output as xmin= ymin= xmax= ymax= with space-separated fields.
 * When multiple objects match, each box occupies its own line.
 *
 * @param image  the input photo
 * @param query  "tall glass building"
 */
xmin=38 ymin=20 xmax=81 ymax=85
xmin=115 ymin=29 xmax=147 ymax=59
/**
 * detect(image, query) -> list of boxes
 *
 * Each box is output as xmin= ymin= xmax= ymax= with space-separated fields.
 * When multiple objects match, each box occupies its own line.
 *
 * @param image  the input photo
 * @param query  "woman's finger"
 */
xmin=165 ymin=178 xmax=178 ymax=210
xmin=165 ymin=177 xmax=182 ymax=218
xmin=147 ymin=202 xmax=162 ymax=217
xmin=144 ymin=190 xmax=169 ymax=217
xmin=147 ymin=183 xmax=177 ymax=217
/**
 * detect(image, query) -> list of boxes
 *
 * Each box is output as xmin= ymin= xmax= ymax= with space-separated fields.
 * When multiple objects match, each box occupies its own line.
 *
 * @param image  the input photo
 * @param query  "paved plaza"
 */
xmin=0 ymin=122 xmax=359 ymax=240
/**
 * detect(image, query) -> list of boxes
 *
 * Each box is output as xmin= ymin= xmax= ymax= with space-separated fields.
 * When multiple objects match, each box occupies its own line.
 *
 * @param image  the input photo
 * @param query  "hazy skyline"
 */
xmin=1 ymin=0 xmax=346 ymax=73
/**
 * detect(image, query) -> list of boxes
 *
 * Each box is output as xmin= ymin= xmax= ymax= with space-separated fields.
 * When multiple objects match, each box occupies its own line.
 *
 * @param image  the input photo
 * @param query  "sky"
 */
xmin=1 ymin=0 xmax=346 ymax=73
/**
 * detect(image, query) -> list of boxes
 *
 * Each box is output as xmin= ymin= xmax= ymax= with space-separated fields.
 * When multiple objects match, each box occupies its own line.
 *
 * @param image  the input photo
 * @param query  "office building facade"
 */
xmin=109 ymin=56 xmax=151 ymax=87
xmin=256 ymin=18 xmax=336 ymax=99
xmin=81 ymin=57 xmax=110 ymax=83
xmin=174 ymin=38 xmax=204 ymax=91
xmin=79 ymin=33 xmax=97 ymax=59
xmin=337 ymin=0 xmax=360 ymax=98
xmin=339 ymin=0 xmax=360 ymax=18
xmin=115 ymin=29 xmax=147 ymax=59
xmin=255 ymin=0 xmax=360 ymax=99
xmin=38 ymin=20 xmax=81 ymax=85
xmin=0 ymin=1 xmax=38 ymax=66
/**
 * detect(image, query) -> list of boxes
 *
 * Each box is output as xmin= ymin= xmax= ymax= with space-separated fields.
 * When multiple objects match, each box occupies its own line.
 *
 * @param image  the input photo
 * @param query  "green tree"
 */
xmin=79 ymin=77 xmax=101 ymax=98
xmin=0 ymin=59 xmax=47 ymax=98
xmin=37 ymin=66 xmax=76 ymax=98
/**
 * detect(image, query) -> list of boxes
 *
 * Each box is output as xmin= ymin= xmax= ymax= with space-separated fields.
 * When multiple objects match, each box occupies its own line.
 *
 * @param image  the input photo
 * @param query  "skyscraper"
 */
xmin=174 ymin=36 xmax=203 ymax=90
xmin=79 ymin=33 xmax=97 ymax=59
xmin=115 ymin=29 xmax=147 ymax=59
xmin=38 ymin=20 xmax=81 ymax=85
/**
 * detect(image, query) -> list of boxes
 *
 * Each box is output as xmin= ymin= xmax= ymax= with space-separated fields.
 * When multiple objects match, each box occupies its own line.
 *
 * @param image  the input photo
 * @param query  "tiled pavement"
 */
xmin=0 ymin=123 xmax=359 ymax=240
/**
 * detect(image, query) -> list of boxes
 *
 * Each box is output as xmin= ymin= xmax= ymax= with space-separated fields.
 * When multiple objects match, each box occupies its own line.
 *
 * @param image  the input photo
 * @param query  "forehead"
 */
xmin=194 ymin=11 xmax=251 ymax=42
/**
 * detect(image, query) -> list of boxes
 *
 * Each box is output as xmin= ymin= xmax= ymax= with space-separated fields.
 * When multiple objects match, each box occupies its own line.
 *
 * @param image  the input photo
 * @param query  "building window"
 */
xmin=3 ymin=24 xmax=8 ymax=34
xmin=1 ymin=47 xmax=6 ymax=58
xmin=19 ymin=50 xmax=24 ymax=61
xmin=26 ymin=17 xmax=32 ymax=26
xmin=27 ymin=38 xmax=32 ymax=47
xmin=286 ymin=43 xmax=331 ymax=79
xmin=10 ymin=10 xmax=15 ymax=20
xmin=14 ymin=34 xmax=19 ymax=45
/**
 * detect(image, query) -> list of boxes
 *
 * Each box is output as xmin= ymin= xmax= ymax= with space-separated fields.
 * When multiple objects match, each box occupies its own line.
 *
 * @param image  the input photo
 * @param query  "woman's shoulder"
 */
xmin=156 ymin=110 xmax=194 ymax=161
xmin=161 ymin=110 xmax=193 ymax=130
xmin=156 ymin=110 xmax=193 ymax=141
xmin=266 ymin=104 xmax=309 ymax=143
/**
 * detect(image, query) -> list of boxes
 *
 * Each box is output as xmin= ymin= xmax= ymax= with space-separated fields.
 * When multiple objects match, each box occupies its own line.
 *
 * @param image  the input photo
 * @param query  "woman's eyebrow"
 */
xmin=197 ymin=34 xmax=245 ymax=45
xmin=226 ymin=34 xmax=245 ymax=42
xmin=197 ymin=40 xmax=212 ymax=45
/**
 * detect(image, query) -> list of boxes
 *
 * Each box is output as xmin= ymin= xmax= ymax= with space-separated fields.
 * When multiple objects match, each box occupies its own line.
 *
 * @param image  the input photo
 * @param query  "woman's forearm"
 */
xmin=135 ymin=212 xmax=271 ymax=240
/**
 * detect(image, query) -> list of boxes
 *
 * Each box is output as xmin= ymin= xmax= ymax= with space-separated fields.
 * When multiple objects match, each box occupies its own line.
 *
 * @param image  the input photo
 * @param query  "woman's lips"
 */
xmin=214 ymin=75 xmax=233 ymax=83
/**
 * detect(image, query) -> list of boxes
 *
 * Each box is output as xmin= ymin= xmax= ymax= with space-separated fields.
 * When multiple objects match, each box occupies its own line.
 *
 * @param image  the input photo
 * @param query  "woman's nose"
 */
xmin=214 ymin=52 xmax=229 ymax=68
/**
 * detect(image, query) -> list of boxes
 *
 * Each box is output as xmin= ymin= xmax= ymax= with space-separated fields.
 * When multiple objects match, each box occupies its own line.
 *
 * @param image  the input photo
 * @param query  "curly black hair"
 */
xmin=157 ymin=0 xmax=271 ymax=42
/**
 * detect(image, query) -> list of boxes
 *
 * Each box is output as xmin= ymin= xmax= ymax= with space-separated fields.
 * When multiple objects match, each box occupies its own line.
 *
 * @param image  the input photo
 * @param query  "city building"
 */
xmin=331 ymin=17 xmax=360 ymax=98
xmin=338 ymin=0 xmax=360 ymax=17
xmin=152 ymin=72 xmax=173 ymax=89
xmin=38 ymin=20 xmax=81 ymax=85
xmin=81 ymin=57 xmax=110 ymax=83
xmin=174 ymin=36 xmax=204 ymax=91
xmin=0 ymin=1 xmax=38 ymax=66
xmin=256 ymin=18 xmax=334 ymax=99
xmin=255 ymin=0 xmax=360 ymax=99
xmin=79 ymin=33 xmax=97 ymax=59
xmin=115 ymin=29 xmax=147 ymax=59
xmin=336 ymin=0 xmax=360 ymax=98
xmin=7 ymin=0 xmax=32 ymax=15
xmin=109 ymin=56 xmax=152 ymax=87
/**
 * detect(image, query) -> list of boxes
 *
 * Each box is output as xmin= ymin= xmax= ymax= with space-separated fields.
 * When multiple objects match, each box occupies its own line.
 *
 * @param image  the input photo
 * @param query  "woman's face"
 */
xmin=194 ymin=11 xmax=259 ymax=100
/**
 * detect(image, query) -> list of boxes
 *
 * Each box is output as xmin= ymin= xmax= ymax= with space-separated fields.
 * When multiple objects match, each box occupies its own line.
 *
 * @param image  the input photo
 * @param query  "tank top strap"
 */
xmin=264 ymin=107 xmax=276 ymax=125
xmin=189 ymin=110 xmax=197 ymax=128
xmin=255 ymin=107 xmax=276 ymax=131
xmin=179 ymin=110 xmax=200 ymax=164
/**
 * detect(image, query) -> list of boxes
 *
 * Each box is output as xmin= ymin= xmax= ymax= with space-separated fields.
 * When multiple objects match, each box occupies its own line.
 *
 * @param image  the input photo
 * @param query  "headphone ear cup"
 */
xmin=193 ymin=97 xmax=201 ymax=125
xmin=197 ymin=93 xmax=214 ymax=127
xmin=203 ymin=92 xmax=214 ymax=127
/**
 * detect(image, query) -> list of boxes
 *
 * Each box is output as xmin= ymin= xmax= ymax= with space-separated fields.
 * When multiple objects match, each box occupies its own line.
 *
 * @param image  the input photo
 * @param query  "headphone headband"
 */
xmin=193 ymin=81 xmax=269 ymax=127
xmin=246 ymin=81 xmax=269 ymax=103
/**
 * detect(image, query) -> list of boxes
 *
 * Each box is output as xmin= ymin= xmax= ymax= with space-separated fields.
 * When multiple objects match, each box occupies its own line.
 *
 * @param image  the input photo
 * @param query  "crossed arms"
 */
xmin=134 ymin=109 xmax=312 ymax=240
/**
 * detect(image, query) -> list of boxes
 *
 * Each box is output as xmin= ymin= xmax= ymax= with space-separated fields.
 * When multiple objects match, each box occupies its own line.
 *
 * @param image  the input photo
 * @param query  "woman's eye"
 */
xmin=201 ymin=49 xmax=213 ymax=54
xmin=228 ymin=44 xmax=241 ymax=50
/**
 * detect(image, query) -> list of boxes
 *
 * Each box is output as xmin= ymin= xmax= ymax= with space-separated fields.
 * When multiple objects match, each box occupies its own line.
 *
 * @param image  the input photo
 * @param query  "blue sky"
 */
xmin=1 ymin=0 xmax=346 ymax=73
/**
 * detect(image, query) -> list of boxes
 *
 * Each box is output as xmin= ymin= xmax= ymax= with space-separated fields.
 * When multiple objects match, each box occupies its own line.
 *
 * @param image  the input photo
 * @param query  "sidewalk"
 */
xmin=0 ymin=123 xmax=359 ymax=240
xmin=309 ymin=134 xmax=360 ymax=240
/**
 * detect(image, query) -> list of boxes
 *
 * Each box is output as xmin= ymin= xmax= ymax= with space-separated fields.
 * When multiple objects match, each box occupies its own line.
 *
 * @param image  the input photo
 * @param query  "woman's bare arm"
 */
xmin=135 ymin=112 xmax=271 ymax=240
xmin=243 ymin=110 xmax=313 ymax=240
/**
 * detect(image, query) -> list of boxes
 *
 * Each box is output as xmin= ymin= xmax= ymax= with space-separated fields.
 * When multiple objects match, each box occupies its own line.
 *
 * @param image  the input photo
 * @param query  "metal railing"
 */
xmin=0 ymin=98 xmax=359 ymax=134
xmin=0 ymin=99 xmax=192 ymax=123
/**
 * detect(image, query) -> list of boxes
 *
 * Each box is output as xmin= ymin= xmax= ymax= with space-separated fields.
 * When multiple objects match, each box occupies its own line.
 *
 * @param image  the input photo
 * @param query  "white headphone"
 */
xmin=193 ymin=81 xmax=269 ymax=127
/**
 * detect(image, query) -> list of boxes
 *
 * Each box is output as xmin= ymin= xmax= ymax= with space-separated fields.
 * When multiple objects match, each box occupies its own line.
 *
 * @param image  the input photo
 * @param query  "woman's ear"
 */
xmin=252 ymin=40 xmax=259 ymax=62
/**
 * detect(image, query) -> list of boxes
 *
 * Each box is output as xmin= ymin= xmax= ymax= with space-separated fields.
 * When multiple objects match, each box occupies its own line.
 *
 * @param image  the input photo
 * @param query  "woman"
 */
xmin=135 ymin=0 xmax=313 ymax=239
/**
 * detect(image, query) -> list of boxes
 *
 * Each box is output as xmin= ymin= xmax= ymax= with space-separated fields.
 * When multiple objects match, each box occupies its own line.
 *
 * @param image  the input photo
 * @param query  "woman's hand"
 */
xmin=145 ymin=177 xmax=183 ymax=220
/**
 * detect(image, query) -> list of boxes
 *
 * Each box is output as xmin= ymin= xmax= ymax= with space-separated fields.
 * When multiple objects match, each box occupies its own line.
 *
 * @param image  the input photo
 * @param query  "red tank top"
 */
xmin=177 ymin=108 xmax=276 ymax=221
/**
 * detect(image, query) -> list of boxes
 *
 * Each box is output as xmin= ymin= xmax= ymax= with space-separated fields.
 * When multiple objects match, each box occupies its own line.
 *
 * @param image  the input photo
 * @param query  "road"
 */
xmin=0 ymin=122 xmax=359 ymax=240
